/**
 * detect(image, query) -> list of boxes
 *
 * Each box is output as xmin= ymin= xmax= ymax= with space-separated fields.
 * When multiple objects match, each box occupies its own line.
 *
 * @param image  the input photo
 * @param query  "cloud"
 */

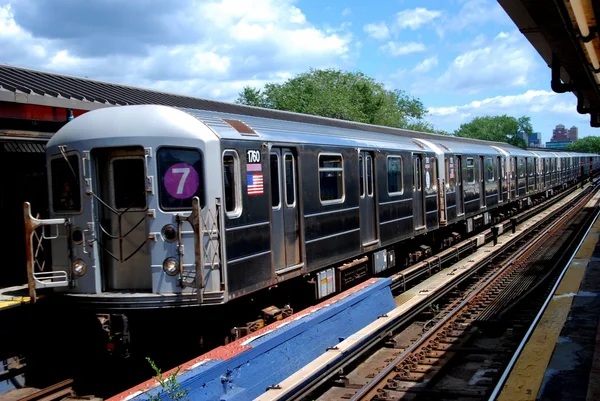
xmin=451 ymin=0 xmax=511 ymax=31
xmin=363 ymin=21 xmax=390 ymax=40
xmin=395 ymin=7 xmax=442 ymax=31
xmin=380 ymin=41 xmax=427 ymax=57
xmin=0 ymin=0 xmax=353 ymax=101
xmin=342 ymin=7 xmax=351 ymax=17
xmin=412 ymin=56 xmax=438 ymax=73
xmin=426 ymin=90 xmax=589 ymax=137
xmin=435 ymin=30 xmax=538 ymax=94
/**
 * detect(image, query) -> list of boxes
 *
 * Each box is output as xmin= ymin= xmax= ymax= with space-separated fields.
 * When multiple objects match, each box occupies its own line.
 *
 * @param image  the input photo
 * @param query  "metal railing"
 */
xmin=23 ymin=202 xmax=68 ymax=303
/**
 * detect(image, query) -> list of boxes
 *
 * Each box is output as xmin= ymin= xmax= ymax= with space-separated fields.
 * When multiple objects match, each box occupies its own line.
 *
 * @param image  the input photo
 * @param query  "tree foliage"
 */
xmin=235 ymin=68 xmax=444 ymax=134
xmin=566 ymin=136 xmax=600 ymax=153
xmin=453 ymin=115 xmax=531 ymax=148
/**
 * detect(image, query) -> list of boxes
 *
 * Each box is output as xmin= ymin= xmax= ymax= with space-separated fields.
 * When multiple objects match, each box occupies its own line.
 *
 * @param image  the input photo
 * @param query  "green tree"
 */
xmin=566 ymin=136 xmax=600 ymax=153
xmin=454 ymin=115 xmax=531 ymax=148
xmin=235 ymin=68 xmax=444 ymax=133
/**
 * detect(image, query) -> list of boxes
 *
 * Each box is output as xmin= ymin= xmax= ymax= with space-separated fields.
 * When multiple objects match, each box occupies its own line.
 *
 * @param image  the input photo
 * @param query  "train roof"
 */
xmin=178 ymin=107 xmax=527 ymax=155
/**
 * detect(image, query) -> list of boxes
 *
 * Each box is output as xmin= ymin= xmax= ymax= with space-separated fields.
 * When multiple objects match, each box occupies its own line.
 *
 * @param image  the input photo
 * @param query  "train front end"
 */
xmin=23 ymin=105 xmax=226 ymax=309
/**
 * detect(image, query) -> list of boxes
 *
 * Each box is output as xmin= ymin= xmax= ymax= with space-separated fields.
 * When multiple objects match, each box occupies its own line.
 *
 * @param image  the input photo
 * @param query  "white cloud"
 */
xmin=412 ymin=56 xmax=438 ymax=73
xmin=342 ymin=8 xmax=351 ymax=17
xmin=0 ymin=0 xmax=353 ymax=101
xmin=364 ymin=21 xmax=390 ymax=40
xmin=380 ymin=41 xmax=426 ymax=57
xmin=395 ymin=8 xmax=441 ymax=30
xmin=427 ymin=90 xmax=590 ymax=139
xmin=452 ymin=0 xmax=510 ymax=30
xmin=436 ymin=30 xmax=538 ymax=94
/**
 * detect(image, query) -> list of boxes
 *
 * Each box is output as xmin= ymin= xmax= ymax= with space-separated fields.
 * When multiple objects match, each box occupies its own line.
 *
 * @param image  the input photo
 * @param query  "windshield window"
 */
xmin=157 ymin=147 xmax=204 ymax=210
xmin=51 ymin=154 xmax=81 ymax=213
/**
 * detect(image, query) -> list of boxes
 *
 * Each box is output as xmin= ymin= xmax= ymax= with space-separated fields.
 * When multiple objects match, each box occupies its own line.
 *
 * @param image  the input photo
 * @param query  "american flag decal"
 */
xmin=247 ymin=173 xmax=264 ymax=196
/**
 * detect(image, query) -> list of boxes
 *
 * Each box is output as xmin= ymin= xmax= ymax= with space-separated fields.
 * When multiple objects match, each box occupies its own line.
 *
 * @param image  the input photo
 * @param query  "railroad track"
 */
xmin=348 ymin=186 xmax=600 ymax=401
xmin=257 ymin=179 xmax=600 ymax=401
xmin=16 ymin=379 xmax=74 ymax=401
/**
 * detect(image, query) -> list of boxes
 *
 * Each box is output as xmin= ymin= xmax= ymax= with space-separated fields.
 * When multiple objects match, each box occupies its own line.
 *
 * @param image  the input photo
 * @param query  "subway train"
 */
xmin=24 ymin=104 xmax=600 ymax=310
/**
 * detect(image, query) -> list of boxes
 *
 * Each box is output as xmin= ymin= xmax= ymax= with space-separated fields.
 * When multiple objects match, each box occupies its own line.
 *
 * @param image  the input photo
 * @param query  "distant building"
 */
xmin=547 ymin=124 xmax=577 ymax=149
xmin=517 ymin=130 xmax=529 ymax=144
xmin=529 ymin=132 xmax=542 ymax=147
xmin=552 ymin=124 xmax=569 ymax=142
xmin=568 ymin=126 xmax=578 ymax=142
xmin=545 ymin=141 xmax=572 ymax=150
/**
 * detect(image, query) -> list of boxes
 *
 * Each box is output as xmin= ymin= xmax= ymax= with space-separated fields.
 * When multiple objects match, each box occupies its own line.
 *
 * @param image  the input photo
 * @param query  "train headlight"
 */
xmin=163 ymin=257 xmax=179 ymax=276
xmin=72 ymin=259 xmax=87 ymax=277
xmin=71 ymin=228 xmax=84 ymax=245
xmin=161 ymin=224 xmax=177 ymax=243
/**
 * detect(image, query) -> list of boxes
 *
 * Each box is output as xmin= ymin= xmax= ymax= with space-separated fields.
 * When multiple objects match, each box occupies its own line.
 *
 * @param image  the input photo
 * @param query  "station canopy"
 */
xmin=499 ymin=0 xmax=600 ymax=127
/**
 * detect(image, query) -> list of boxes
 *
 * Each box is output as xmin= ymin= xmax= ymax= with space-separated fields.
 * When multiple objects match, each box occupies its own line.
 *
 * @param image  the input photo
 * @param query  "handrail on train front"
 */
xmin=23 ymin=201 xmax=68 ymax=303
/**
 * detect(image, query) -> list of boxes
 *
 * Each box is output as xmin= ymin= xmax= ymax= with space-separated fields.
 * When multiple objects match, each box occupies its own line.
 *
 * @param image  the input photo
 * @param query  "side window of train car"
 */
xmin=445 ymin=157 xmax=455 ymax=192
xmin=466 ymin=157 xmax=475 ymax=184
xmin=284 ymin=153 xmax=296 ymax=206
xmin=222 ymin=150 xmax=242 ymax=218
xmin=518 ymin=158 xmax=524 ymax=178
xmin=157 ymin=147 xmax=205 ymax=211
xmin=51 ymin=154 xmax=82 ymax=213
xmin=270 ymin=153 xmax=281 ymax=209
xmin=387 ymin=156 xmax=403 ymax=195
xmin=527 ymin=158 xmax=534 ymax=177
xmin=319 ymin=153 xmax=344 ymax=204
xmin=485 ymin=157 xmax=494 ymax=182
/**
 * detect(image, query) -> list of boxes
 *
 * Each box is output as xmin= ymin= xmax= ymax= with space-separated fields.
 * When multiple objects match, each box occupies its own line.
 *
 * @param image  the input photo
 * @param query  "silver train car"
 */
xmin=23 ymin=104 xmax=600 ymax=309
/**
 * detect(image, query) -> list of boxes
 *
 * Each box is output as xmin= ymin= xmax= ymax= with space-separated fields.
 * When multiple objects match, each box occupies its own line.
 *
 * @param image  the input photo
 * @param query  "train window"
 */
xmin=319 ymin=153 xmax=344 ymax=203
xmin=366 ymin=155 xmax=374 ymax=196
xmin=112 ymin=158 xmax=147 ymax=210
xmin=284 ymin=153 xmax=296 ymax=207
xmin=429 ymin=158 xmax=437 ymax=190
xmin=387 ymin=156 xmax=403 ymax=195
xmin=270 ymin=154 xmax=280 ymax=209
xmin=51 ymin=154 xmax=82 ymax=213
xmin=527 ymin=158 xmax=534 ymax=177
xmin=222 ymin=150 xmax=241 ymax=217
xmin=359 ymin=155 xmax=364 ymax=197
xmin=466 ymin=158 xmax=475 ymax=184
xmin=486 ymin=157 xmax=494 ymax=182
xmin=445 ymin=157 xmax=455 ymax=191
xmin=157 ymin=147 xmax=205 ymax=211
xmin=518 ymin=158 xmax=524 ymax=178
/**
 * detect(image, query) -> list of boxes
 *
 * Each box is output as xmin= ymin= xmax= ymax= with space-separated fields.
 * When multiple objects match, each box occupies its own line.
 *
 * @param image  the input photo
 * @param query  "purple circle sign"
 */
xmin=164 ymin=163 xmax=199 ymax=199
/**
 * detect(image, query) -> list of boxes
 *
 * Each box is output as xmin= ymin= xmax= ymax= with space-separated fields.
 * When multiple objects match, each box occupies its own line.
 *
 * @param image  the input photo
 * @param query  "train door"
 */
xmin=413 ymin=154 xmax=425 ymax=229
xmin=94 ymin=147 xmax=151 ymax=291
xmin=497 ymin=157 xmax=503 ymax=203
xmin=270 ymin=147 xmax=301 ymax=271
xmin=359 ymin=151 xmax=378 ymax=246
xmin=479 ymin=156 xmax=486 ymax=208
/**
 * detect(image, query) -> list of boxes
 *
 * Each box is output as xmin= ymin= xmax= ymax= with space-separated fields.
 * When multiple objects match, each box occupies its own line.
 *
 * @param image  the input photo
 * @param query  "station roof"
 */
xmin=498 ymin=0 xmax=600 ymax=127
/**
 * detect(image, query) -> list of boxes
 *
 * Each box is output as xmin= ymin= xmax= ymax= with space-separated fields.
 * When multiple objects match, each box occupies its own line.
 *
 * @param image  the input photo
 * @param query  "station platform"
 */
xmin=496 ymin=211 xmax=600 ymax=401
xmin=0 ymin=285 xmax=36 ymax=311
xmin=107 ymin=277 xmax=396 ymax=401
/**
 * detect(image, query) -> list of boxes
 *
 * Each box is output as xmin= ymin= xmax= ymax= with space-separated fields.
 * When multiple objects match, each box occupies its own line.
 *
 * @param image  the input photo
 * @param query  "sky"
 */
xmin=0 ymin=0 xmax=594 ymax=144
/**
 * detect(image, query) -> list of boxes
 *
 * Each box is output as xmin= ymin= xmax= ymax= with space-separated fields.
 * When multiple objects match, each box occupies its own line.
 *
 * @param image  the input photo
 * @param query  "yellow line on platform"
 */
xmin=497 ymin=215 xmax=600 ymax=401
xmin=0 ymin=298 xmax=29 ymax=310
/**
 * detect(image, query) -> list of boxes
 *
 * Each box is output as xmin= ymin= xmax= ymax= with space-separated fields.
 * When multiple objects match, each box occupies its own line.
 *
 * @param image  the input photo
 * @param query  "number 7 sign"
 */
xmin=164 ymin=163 xmax=200 ymax=199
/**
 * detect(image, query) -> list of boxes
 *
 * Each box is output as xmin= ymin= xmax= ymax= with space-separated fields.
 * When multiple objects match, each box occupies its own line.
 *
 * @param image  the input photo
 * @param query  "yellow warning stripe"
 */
xmin=497 ymin=216 xmax=600 ymax=401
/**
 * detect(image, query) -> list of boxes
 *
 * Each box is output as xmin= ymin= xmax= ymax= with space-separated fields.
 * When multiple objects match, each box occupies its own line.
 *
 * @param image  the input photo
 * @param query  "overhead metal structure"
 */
xmin=498 ymin=0 xmax=600 ymax=127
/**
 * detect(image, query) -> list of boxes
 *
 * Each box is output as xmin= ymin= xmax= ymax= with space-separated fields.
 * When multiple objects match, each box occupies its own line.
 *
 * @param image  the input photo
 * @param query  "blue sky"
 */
xmin=0 ymin=0 xmax=592 ymax=143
